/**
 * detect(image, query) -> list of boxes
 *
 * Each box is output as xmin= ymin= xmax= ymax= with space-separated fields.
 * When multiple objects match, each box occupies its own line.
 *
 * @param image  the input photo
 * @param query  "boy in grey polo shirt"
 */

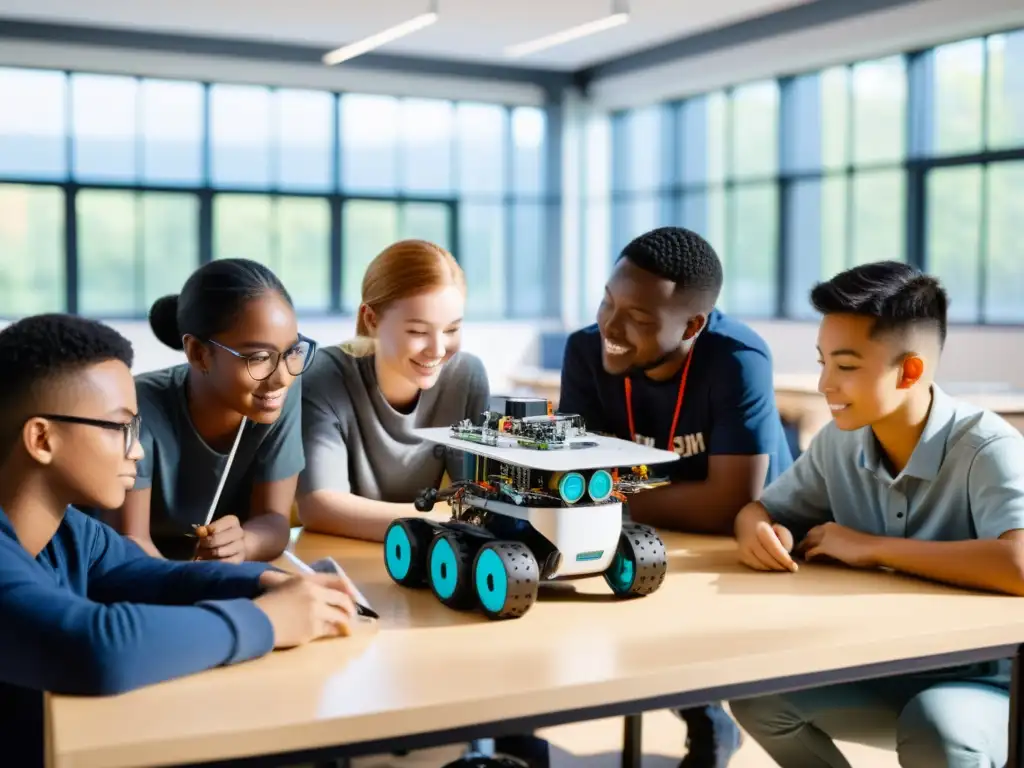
xmin=729 ymin=261 xmax=1024 ymax=767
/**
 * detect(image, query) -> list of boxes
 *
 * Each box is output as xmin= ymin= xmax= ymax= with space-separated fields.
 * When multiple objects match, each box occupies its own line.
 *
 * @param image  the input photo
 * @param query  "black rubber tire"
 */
xmin=427 ymin=530 xmax=478 ymax=609
xmin=603 ymin=522 xmax=668 ymax=597
xmin=383 ymin=517 xmax=441 ymax=588
xmin=472 ymin=540 xmax=540 ymax=620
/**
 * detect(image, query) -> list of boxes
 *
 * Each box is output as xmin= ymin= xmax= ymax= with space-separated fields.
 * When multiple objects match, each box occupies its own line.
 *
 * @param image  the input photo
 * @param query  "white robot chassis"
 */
xmin=382 ymin=397 xmax=679 ymax=620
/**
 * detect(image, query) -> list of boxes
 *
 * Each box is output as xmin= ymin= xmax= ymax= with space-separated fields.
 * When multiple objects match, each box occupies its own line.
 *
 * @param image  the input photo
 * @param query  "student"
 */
xmin=558 ymin=226 xmax=794 ymax=768
xmin=113 ymin=258 xmax=314 ymax=562
xmin=297 ymin=239 xmax=489 ymax=542
xmin=730 ymin=261 xmax=1019 ymax=767
xmin=0 ymin=314 xmax=358 ymax=768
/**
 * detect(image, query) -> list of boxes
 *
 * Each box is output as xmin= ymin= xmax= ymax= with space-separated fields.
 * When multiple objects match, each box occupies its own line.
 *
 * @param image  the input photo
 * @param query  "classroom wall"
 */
xmin=10 ymin=316 xmax=1018 ymax=397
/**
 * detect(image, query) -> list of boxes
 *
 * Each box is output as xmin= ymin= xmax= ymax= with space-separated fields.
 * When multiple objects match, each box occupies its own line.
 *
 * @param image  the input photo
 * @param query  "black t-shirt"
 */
xmin=558 ymin=309 xmax=793 ymax=484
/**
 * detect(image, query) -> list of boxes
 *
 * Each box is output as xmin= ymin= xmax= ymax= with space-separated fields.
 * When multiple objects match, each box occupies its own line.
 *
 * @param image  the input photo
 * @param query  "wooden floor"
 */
xmin=350 ymin=708 xmax=900 ymax=767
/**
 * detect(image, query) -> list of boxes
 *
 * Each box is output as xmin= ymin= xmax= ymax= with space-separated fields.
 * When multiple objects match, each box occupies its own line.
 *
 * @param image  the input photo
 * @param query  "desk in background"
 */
xmin=47 ymin=530 xmax=1024 ymax=768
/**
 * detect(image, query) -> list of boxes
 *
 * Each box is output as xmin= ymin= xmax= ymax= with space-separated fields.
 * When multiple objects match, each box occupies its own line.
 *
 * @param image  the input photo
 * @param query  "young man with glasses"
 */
xmin=0 ymin=312 xmax=360 ymax=768
xmin=113 ymin=259 xmax=316 ymax=563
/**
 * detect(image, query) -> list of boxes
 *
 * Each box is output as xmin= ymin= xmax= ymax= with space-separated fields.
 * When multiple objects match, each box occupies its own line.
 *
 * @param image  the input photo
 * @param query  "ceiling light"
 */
xmin=505 ymin=0 xmax=630 ymax=59
xmin=323 ymin=0 xmax=439 ymax=66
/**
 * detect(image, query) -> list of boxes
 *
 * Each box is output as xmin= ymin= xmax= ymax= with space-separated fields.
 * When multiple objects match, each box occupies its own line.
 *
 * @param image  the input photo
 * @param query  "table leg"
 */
xmin=621 ymin=714 xmax=642 ymax=768
xmin=1012 ymin=644 xmax=1024 ymax=768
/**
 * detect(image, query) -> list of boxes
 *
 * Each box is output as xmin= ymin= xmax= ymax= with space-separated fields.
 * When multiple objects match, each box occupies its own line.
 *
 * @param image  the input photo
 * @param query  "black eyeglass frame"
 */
xmin=32 ymin=413 xmax=142 ymax=458
xmin=204 ymin=333 xmax=317 ymax=382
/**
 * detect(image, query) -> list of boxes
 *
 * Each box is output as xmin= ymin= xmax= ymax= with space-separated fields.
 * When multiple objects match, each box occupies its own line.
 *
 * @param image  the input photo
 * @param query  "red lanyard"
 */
xmin=624 ymin=346 xmax=695 ymax=449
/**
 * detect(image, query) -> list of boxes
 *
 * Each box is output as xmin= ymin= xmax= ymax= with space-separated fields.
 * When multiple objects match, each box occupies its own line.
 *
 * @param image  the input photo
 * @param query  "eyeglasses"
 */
xmin=33 ymin=413 xmax=141 ymax=458
xmin=206 ymin=334 xmax=317 ymax=382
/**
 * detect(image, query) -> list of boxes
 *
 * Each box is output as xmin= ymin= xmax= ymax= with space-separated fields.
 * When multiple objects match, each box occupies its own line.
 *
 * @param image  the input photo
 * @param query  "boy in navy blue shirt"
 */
xmin=559 ymin=226 xmax=793 ymax=768
xmin=0 ymin=314 xmax=359 ymax=767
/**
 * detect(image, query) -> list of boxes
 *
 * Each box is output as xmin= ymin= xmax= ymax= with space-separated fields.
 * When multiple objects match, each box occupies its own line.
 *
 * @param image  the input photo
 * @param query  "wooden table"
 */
xmin=46 ymin=531 xmax=1024 ymax=768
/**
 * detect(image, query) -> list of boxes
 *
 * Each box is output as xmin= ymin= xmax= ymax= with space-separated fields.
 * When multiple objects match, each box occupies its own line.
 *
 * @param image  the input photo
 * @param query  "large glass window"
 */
xmin=0 ymin=66 xmax=552 ymax=321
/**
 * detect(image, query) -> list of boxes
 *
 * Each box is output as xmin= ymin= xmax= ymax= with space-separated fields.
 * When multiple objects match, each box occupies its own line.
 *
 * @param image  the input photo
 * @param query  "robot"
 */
xmin=382 ymin=396 xmax=679 ymax=620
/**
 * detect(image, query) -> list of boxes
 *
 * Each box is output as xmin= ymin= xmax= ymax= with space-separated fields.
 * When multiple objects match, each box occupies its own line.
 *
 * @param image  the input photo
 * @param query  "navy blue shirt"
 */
xmin=0 ymin=507 xmax=275 ymax=767
xmin=559 ymin=310 xmax=793 ymax=485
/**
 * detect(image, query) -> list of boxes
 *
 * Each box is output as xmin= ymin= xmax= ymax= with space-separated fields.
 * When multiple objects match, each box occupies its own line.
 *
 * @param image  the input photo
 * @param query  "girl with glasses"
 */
xmin=110 ymin=258 xmax=315 ymax=563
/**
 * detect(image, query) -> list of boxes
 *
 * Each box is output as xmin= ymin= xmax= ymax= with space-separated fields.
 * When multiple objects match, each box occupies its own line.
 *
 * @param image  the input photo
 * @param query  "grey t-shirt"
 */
xmin=298 ymin=347 xmax=489 ymax=503
xmin=134 ymin=364 xmax=305 ymax=560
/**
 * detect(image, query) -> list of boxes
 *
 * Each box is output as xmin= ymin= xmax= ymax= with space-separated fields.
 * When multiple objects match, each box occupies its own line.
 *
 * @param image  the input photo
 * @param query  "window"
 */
xmin=71 ymin=74 xmax=138 ymax=183
xmin=140 ymin=79 xmax=203 ymax=185
xmin=512 ymin=107 xmax=546 ymax=196
xmin=456 ymin=103 xmax=506 ymax=195
xmin=0 ymin=68 xmax=67 ymax=179
xmin=210 ymin=84 xmax=272 ymax=188
xmin=213 ymin=195 xmax=331 ymax=312
xmin=728 ymin=184 xmax=778 ymax=314
xmin=985 ymin=162 xmax=1024 ymax=323
xmin=785 ymin=177 xmax=846 ymax=318
xmin=460 ymin=202 xmax=506 ymax=319
xmin=400 ymin=99 xmax=454 ymax=194
xmin=341 ymin=200 xmax=454 ymax=313
xmin=852 ymin=56 xmax=906 ymax=165
xmin=341 ymin=94 xmax=399 ymax=193
xmin=77 ymin=190 xmax=199 ymax=316
xmin=0 ymin=184 xmax=64 ymax=314
xmin=986 ymin=31 xmax=1024 ymax=150
xmin=926 ymin=166 xmax=982 ymax=322
xmin=730 ymin=81 xmax=779 ymax=179
xmin=276 ymin=89 xmax=334 ymax=192
xmin=918 ymin=39 xmax=985 ymax=157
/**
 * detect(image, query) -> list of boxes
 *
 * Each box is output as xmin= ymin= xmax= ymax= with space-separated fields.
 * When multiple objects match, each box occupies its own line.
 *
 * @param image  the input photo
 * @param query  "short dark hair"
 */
xmin=618 ymin=226 xmax=724 ymax=308
xmin=149 ymin=258 xmax=293 ymax=350
xmin=0 ymin=314 xmax=134 ymax=430
xmin=810 ymin=261 xmax=948 ymax=348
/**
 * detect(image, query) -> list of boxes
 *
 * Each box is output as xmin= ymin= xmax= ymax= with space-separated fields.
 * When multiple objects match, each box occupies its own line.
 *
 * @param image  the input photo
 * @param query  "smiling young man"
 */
xmin=559 ymin=226 xmax=793 ymax=768
xmin=730 ymin=261 xmax=1022 ymax=767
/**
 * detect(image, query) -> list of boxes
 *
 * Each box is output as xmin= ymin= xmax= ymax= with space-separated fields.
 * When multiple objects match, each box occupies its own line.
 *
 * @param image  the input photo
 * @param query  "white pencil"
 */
xmin=202 ymin=416 xmax=248 ymax=528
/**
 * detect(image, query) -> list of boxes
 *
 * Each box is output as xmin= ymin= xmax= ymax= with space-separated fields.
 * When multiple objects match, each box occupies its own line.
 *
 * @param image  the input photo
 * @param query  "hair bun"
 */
xmin=149 ymin=295 xmax=184 ymax=350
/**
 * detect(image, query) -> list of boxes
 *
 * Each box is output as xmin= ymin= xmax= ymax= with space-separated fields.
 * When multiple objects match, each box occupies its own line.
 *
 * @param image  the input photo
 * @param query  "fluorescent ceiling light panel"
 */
xmin=505 ymin=9 xmax=629 ymax=58
xmin=323 ymin=6 xmax=439 ymax=65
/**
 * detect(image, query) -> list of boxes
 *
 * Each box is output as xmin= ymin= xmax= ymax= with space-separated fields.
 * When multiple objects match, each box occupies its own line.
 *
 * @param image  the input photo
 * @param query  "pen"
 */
xmin=280 ymin=550 xmax=380 ymax=620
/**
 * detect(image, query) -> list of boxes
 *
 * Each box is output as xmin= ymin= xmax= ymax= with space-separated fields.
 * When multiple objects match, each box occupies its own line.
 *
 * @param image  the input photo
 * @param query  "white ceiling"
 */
xmin=0 ymin=0 xmax=816 ymax=70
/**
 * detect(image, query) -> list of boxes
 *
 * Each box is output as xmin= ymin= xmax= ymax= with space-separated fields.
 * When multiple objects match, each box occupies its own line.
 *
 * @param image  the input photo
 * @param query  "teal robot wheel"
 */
xmin=383 ymin=517 xmax=439 ymax=587
xmin=472 ymin=541 xmax=540 ymax=620
xmin=427 ymin=531 xmax=476 ymax=609
xmin=587 ymin=469 xmax=614 ymax=502
xmin=557 ymin=471 xmax=586 ymax=505
xmin=603 ymin=523 xmax=668 ymax=597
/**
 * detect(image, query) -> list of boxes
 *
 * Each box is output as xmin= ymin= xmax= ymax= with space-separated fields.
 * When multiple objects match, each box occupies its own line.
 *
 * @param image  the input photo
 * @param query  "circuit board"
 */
xmin=415 ymin=426 xmax=679 ymax=472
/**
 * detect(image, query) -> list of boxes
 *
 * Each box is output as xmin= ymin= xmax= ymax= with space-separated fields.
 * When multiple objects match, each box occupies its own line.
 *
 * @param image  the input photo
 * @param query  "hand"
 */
xmin=195 ymin=515 xmax=246 ymax=563
xmin=797 ymin=522 xmax=879 ymax=569
xmin=737 ymin=518 xmax=798 ymax=573
xmin=253 ymin=574 xmax=358 ymax=649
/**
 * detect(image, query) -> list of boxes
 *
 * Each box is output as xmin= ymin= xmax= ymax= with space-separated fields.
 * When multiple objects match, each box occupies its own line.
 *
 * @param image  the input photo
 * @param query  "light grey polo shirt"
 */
xmin=297 ymin=347 xmax=489 ymax=503
xmin=760 ymin=383 xmax=1024 ymax=686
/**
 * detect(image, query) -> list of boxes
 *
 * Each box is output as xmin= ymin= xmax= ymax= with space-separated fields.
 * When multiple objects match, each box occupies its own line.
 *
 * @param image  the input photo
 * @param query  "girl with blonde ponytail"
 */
xmin=296 ymin=240 xmax=489 ymax=542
